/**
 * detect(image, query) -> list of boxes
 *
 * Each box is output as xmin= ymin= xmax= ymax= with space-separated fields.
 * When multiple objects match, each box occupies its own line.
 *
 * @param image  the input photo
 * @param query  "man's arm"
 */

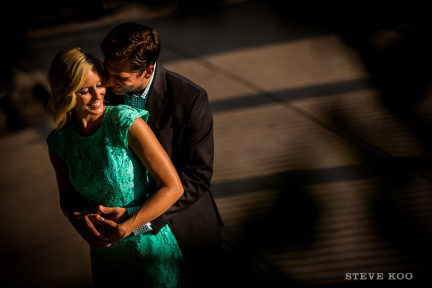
xmin=150 ymin=90 xmax=214 ymax=232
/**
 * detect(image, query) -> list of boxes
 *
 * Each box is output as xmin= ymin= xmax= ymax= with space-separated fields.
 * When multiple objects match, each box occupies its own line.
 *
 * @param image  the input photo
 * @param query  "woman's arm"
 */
xmin=97 ymin=117 xmax=183 ymax=243
xmin=48 ymin=148 xmax=111 ymax=247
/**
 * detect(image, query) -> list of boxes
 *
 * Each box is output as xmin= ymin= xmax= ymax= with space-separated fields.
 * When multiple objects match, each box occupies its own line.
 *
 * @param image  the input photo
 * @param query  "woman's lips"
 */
xmin=89 ymin=100 xmax=101 ymax=109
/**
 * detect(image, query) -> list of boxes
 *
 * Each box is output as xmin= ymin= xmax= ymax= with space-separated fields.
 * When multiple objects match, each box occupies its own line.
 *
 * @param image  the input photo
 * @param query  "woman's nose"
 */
xmin=90 ymin=88 xmax=103 ymax=99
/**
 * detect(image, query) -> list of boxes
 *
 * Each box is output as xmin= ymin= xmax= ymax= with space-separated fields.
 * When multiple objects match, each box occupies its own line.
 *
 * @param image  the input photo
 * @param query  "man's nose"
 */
xmin=105 ymin=75 xmax=114 ymax=87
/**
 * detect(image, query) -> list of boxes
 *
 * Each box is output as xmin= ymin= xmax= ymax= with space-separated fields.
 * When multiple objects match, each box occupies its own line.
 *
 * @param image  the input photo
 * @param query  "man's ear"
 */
xmin=144 ymin=65 xmax=155 ymax=79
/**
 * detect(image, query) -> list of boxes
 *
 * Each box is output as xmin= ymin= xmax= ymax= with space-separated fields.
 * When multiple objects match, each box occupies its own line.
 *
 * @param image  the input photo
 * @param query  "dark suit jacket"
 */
xmin=105 ymin=64 xmax=223 ymax=248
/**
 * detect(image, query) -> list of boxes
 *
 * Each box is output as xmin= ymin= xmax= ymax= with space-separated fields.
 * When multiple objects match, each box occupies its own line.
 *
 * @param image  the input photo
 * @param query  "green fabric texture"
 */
xmin=47 ymin=105 xmax=183 ymax=287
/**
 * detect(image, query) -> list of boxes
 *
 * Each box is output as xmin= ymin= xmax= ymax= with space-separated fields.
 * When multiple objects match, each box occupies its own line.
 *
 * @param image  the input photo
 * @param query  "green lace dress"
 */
xmin=46 ymin=105 xmax=183 ymax=287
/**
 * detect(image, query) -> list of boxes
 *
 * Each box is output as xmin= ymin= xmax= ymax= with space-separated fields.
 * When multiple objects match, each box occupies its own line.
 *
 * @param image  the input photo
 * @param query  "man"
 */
xmin=99 ymin=22 xmax=224 ymax=286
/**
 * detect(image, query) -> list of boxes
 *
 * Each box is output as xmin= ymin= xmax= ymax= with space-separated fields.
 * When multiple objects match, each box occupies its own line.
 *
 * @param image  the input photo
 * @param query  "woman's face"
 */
xmin=74 ymin=69 xmax=106 ymax=118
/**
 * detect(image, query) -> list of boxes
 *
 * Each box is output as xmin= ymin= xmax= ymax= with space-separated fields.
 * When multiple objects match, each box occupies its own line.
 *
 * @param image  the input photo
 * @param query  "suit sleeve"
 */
xmin=150 ymin=89 xmax=214 ymax=232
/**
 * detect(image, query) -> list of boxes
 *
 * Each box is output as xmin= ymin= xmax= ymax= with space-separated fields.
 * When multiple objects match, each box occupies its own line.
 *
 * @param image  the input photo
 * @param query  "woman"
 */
xmin=46 ymin=47 xmax=184 ymax=287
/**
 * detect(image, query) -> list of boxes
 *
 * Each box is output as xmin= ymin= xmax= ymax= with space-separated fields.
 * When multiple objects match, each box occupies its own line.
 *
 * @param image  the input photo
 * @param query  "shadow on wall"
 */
xmin=215 ymin=2 xmax=432 ymax=286
xmin=0 ymin=1 xmax=107 ymax=136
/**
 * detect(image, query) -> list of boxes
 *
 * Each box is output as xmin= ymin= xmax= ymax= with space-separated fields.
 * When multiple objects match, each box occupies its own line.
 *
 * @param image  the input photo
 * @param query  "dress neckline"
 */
xmin=73 ymin=106 xmax=111 ymax=138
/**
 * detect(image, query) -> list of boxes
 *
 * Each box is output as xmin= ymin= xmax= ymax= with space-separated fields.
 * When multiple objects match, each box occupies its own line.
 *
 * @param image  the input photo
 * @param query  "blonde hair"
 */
xmin=47 ymin=47 xmax=104 ymax=130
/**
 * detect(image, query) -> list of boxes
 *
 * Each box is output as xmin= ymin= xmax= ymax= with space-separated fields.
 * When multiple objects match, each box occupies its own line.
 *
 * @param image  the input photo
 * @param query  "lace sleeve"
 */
xmin=46 ymin=129 xmax=66 ymax=160
xmin=109 ymin=105 xmax=150 ymax=147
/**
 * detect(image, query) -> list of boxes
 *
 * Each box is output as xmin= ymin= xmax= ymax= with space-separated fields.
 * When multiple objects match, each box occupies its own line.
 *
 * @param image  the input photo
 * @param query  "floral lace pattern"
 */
xmin=46 ymin=105 xmax=183 ymax=287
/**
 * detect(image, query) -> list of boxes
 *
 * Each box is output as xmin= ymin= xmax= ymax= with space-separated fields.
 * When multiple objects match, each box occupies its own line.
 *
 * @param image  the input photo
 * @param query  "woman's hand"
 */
xmin=69 ymin=212 xmax=112 ymax=248
xmin=91 ymin=214 xmax=130 ymax=245
xmin=96 ymin=205 xmax=128 ymax=224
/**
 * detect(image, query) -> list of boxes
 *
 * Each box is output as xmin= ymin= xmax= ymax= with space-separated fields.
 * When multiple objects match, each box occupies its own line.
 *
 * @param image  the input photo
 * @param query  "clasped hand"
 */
xmin=72 ymin=205 xmax=129 ymax=248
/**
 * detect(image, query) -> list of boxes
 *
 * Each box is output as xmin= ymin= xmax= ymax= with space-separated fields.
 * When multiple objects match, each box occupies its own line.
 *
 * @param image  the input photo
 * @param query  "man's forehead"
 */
xmin=103 ymin=59 xmax=134 ymax=74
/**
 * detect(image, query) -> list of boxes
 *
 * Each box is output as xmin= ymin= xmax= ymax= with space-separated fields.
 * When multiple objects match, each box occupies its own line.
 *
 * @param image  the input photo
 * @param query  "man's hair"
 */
xmin=100 ymin=22 xmax=161 ymax=75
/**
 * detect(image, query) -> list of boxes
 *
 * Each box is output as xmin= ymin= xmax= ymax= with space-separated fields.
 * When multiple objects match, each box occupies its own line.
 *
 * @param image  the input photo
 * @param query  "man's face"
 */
xmin=103 ymin=59 xmax=146 ymax=95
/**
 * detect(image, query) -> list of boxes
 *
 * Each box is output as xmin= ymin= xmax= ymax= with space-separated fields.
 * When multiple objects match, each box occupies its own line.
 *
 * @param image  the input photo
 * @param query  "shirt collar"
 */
xmin=126 ymin=62 xmax=157 ymax=98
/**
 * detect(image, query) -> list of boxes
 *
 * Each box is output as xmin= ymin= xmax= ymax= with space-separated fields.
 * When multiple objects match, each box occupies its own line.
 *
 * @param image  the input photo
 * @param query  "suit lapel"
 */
xmin=146 ymin=64 xmax=168 ymax=130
